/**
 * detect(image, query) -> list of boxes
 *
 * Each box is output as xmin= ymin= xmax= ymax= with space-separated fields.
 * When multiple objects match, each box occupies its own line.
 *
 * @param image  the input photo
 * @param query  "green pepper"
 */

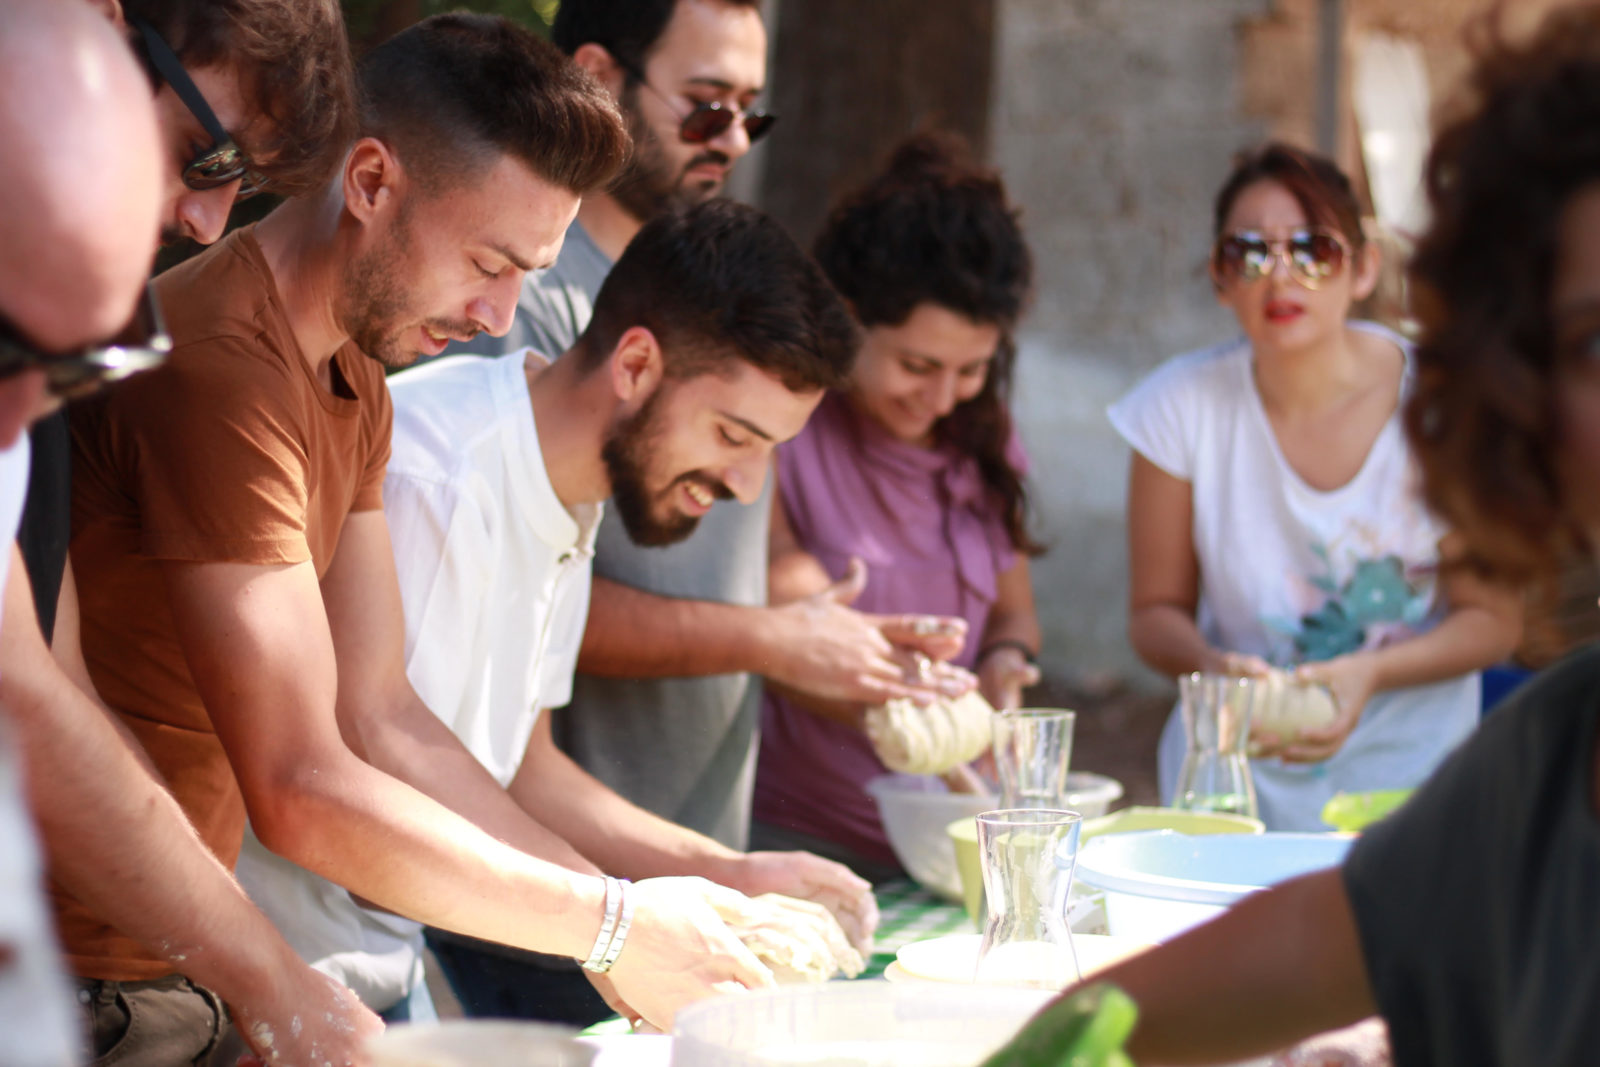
xmin=978 ymin=983 xmax=1139 ymax=1067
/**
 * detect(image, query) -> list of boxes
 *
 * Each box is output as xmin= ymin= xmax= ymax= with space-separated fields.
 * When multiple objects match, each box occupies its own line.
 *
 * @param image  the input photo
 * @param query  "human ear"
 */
xmin=1349 ymin=237 xmax=1383 ymax=302
xmin=609 ymin=326 xmax=665 ymax=409
xmin=87 ymin=0 xmax=125 ymax=29
xmin=572 ymin=43 xmax=627 ymax=98
xmin=342 ymin=138 xmax=400 ymax=227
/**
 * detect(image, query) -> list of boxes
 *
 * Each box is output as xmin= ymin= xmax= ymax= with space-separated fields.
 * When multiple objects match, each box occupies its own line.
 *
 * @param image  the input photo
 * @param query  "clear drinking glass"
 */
xmin=1174 ymin=672 xmax=1259 ymax=818
xmin=992 ymin=708 xmax=1076 ymax=809
xmin=973 ymin=808 xmax=1082 ymax=990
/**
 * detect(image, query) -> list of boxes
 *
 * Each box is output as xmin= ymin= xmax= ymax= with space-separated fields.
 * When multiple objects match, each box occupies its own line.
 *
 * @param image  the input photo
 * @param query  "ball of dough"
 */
xmin=863 ymin=689 xmax=996 ymax=775
xmin=1248 ymin=669 xmax=1340 ymax=738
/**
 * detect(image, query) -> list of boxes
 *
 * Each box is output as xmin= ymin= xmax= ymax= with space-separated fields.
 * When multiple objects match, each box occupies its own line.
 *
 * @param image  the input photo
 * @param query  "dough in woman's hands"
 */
xmin=1247 ymin=668 xmax=1339 ymax=738
xmin=864 ymin=689 xmax=995 ymax=775
xmin=707 ymin=892 xmax=866 ymax=984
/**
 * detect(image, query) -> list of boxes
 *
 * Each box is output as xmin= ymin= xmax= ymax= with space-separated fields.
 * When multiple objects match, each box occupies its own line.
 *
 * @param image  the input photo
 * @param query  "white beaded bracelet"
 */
xmin=581 ymin=876 xmax=623 ymax=973
xmin=597 ymin=878 xmax=634 ymax=972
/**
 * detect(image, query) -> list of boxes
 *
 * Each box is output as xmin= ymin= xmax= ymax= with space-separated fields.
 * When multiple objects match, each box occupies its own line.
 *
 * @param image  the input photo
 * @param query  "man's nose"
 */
xmin=722 ymin=452 xmax=768 ymax=505
xmin=706 ymin=113 xmax=752 ymax=163
xmin=174 ymin=183 xmax=239 ymax=246
xmin=469 ymin=274 xmax=523 ymax=338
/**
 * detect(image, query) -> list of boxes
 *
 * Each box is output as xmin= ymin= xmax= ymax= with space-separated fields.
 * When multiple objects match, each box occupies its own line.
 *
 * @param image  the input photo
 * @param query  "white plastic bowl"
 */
xmin=671 ymin=980 xmax=1053 ymax=1066
xmin=868 ymin=771 xmax=1123 ymax=900
xmin=1074 ymin=830 xmax=1352 ymax=943
xmin=368 ymin=1021 xmax=595 ymax=1067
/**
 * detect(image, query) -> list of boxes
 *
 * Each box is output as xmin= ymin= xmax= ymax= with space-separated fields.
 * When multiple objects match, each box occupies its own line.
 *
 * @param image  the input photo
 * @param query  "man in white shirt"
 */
xmin=236 ymin=199 xmax=879 ymax=1020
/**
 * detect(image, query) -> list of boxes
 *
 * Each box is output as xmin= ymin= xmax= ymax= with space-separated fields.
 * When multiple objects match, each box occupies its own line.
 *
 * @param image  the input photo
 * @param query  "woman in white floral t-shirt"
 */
xmin=1108 ymin=143 xmax=1522 ymax=830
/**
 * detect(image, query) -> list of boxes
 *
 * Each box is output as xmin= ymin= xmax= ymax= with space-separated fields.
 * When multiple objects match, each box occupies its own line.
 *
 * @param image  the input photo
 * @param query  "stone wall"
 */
xmin=989 ymin=0 xmax=1273 ymax=684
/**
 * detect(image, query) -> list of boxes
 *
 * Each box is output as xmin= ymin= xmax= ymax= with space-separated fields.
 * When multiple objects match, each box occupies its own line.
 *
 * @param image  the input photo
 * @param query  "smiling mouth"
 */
xmin=686 ymin=482 xmax=715 ymax=507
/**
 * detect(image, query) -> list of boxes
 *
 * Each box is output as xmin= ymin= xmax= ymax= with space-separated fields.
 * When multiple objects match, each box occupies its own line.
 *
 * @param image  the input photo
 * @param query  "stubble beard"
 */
xmin=608 ymin=88 xmax=730 ymax=223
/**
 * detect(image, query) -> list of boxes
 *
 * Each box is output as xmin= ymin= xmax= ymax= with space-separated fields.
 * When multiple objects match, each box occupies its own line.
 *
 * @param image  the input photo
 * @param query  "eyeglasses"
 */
xmin=1212 ymin=229 xmax=1350 ymax=290
xmin=130 ymin=17 xmax=269 ymax=199
xmin=617 ymin=60 xmax=777 ymax=146
xmin=0 ymin=283 xmax=173 ymax=400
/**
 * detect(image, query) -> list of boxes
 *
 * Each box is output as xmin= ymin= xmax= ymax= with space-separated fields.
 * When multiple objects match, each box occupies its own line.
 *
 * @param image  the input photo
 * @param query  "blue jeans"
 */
xmin=379 ymin=976 xmax=438 ymax=1025
xmin=422 ymin=930 xmax=613 ymax=1027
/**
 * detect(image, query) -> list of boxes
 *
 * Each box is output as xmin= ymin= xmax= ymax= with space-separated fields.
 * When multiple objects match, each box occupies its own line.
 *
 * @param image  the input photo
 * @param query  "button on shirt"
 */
xmin=235 ymin=352 xmax=600 ymax=1010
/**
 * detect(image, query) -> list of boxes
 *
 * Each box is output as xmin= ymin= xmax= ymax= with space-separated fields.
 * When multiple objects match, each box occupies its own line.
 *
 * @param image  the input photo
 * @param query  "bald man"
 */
xmin=0 ymin=2 xmax=379 ymax=1063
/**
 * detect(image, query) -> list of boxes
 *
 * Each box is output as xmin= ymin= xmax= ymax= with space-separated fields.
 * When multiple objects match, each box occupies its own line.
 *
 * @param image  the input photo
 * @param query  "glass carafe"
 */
xmin=992 ymin=708 xmax=1076 ymax=809
xmin=973 ymin=809 xmax=1082 ymax=990
xmin=1174 ymin=672 xmax=1259 ymax=818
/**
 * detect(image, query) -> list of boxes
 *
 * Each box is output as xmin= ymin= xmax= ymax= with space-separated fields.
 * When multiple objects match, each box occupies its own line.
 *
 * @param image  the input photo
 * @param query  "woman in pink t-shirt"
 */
xmin=750 ymin=133 xmax=1043 ymax=880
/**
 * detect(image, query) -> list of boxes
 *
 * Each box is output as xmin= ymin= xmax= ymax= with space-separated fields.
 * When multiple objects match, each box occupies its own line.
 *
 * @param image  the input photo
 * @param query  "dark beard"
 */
xmin=608 ymin=88 xmax=730 ymax=223
xmin=601 ymin=388 xmax=730 ymax=546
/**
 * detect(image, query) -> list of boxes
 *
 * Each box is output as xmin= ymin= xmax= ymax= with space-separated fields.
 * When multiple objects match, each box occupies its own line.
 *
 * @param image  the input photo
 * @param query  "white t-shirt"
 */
xmin=1107 ymin=323 xmax=1480 ymax=831
xmin=0 ymin=436 xmax=80 ymax=1064
xmin=235 ymin=353 xmax=600 ymax=1010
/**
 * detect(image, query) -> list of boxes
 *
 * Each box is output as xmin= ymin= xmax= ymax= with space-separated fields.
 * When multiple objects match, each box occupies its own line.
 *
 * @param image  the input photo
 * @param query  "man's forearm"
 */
xmin=577 ymin=576 xmax=770 ymax=678
xmin=1111 ymin=869 xmax=1375 ymax=1064
xmin=0 ymin=558 xmax=294 ymax=1005
xmin=346 ymin=689 xmax=598 ymax=875
xmin=247 ymin=743 xmax=605 ymax=961
xmin=508 ymin=715 xmax=741 ymax=882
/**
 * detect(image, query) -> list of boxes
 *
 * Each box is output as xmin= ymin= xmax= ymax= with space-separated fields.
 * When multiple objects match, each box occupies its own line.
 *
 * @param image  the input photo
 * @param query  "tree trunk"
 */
xmin=759 ymin=0 xmax=997 ymax=245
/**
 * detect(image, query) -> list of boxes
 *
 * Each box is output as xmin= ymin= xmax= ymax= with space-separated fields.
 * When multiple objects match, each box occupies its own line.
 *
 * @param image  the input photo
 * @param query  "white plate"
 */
xmin=895 ymin=933 xmax=1152 ymax=985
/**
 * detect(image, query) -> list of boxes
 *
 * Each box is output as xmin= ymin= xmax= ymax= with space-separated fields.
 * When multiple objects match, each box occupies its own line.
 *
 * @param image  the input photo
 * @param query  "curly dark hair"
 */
xmin=125 ymin=0 xmax=356 ymax=197
xmin=812 ymin=131 xmax=1041 ymax=555
xmin=1404 ymin=5 xmax=1600 ymax=584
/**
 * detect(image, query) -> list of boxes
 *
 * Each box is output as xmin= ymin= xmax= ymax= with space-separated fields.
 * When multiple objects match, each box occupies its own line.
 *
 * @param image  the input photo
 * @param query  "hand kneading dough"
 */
xmin=1247 ymin=669 xmax=1340 ymax=738
xmin=864 ymin=689 xmax=996 ymax=775
xmin=709 ymin=893 xmax=866 ymax=984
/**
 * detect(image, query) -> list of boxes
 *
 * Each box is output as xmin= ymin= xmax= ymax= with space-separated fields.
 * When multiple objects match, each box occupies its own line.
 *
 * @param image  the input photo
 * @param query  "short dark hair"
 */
xmin=358 ymin=13 xmax=629 ymax=196
xmin=1405 ymin=5 xmax=1600 ymax=584
xmin=813 ymin=131 xmax=1040 ymax=555
xmin=1213 ymin=141 xmax=1366 ymax=251
xmin=552 ymin=0 xmax=760 ymax=69
xmin=124 ymin=0 xmax=355 ymax=196
xmin=576 ymin=199 xmax=857 ymax=394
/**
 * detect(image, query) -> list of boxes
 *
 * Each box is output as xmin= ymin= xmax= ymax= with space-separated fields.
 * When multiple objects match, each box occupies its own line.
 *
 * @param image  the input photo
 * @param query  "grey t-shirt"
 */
xmin=1342 ymin=643 xmax=1600 ymax=1066
xmin=463 ymin=219 xmax=770 ymax=849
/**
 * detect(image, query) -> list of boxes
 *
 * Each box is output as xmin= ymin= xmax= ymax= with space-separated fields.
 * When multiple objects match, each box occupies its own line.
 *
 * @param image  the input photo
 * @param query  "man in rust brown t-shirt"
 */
xmin=60 ymin=13 xmax=779 ymax=1033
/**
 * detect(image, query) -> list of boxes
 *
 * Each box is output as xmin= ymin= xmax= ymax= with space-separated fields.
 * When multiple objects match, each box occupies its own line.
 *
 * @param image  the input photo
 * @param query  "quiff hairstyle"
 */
xmin=358 ymin=12 xmax=629 ymax=197
xmin=124 ymin=0 xmax=356 ymax=196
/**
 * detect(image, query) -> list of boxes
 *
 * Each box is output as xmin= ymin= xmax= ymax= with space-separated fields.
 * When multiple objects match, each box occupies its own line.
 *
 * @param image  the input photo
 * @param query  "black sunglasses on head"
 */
xmin=617 ymin=58 xmax=777 ymax=146
xmin=130 ymin=16 xmax=269 ymax=199
xmin=0 ymin=284 xmax=172 ymax=400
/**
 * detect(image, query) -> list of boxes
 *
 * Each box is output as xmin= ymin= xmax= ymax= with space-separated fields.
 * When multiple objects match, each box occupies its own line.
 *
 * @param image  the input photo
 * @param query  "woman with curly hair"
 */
xmin=1039 ymin=7 xmax=1600 ymax=1063
xmin=750 ymin=132 xmax=1042 ymax=880
xmin=1109 ymin=141 xmax=1522 ymax=831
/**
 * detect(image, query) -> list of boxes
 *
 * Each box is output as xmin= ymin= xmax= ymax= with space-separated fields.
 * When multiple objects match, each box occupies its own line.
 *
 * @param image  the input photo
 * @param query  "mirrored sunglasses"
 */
xmin=131 ymin=17 xmax=269 ymax=199
xmin=1212 ymin=229 xmax=1349 ymax=289
xmin=0 ymin=284 xmax=173 ymax=400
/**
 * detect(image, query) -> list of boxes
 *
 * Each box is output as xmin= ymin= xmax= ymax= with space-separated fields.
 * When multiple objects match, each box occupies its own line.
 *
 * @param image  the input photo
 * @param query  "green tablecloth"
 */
xmin=861 ymin=878 xmax=976 ymax=978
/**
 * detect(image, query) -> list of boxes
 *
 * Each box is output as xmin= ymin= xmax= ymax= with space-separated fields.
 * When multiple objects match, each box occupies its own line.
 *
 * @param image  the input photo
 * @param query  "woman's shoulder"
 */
xmin=1110 ymin=334 xmax=1251 ymax=425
